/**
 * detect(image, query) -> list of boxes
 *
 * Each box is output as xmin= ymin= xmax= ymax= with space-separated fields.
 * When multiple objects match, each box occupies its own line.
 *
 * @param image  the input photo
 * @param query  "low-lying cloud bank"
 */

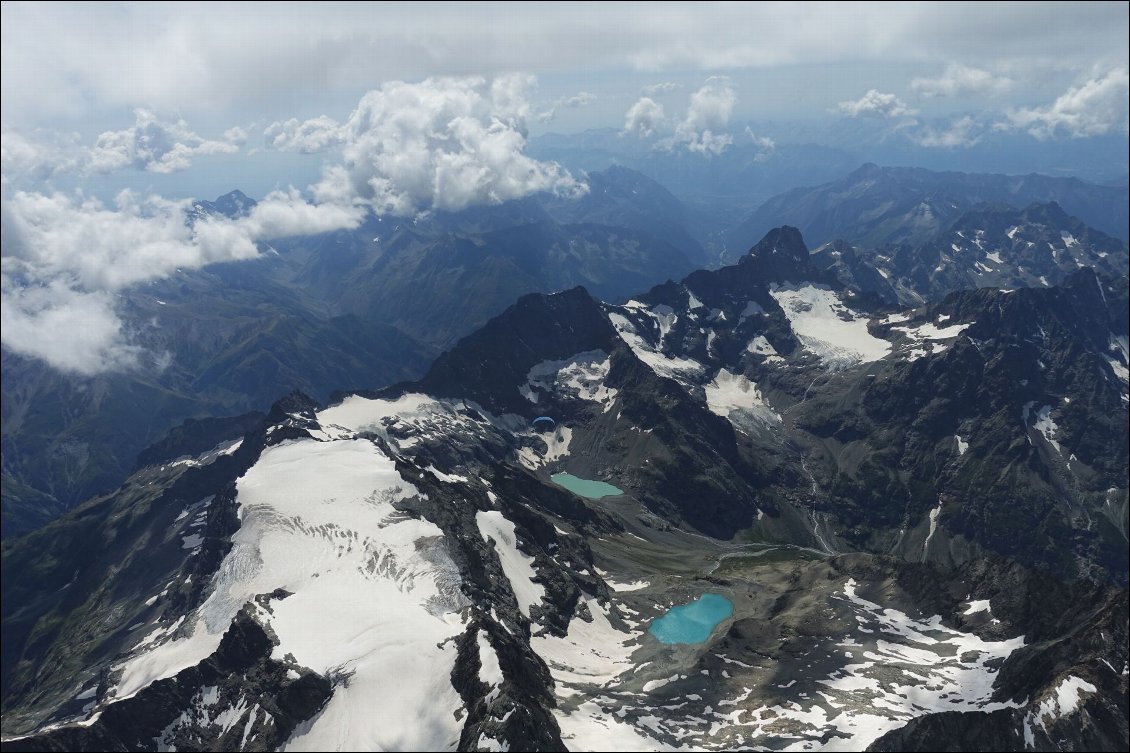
xmin=3 ymin=74 xmax=585 ymax=375
xmin=1 ymin=188 xmax=362 ymax=375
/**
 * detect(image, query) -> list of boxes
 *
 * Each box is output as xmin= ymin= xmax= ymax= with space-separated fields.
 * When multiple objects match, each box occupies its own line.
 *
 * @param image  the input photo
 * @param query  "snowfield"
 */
xmin=891 ymin=319 xmax=972 ymax=361
xmin=769 ymin=284 xmax=891 ymax=368
xmin=525 ymin=350 xmax=619 ymax=412
xmin=704 ymin=369 xmax=781 ymax=431
xmin=115 ymin=436 xmax=468 ymax=752
xmin=608 ymin=309 xmax=706 ymax=383
xmin=476 ymin=510 xmax=546 ymax=619
xmin=539 ymin=579 xmax=1026 ymax=752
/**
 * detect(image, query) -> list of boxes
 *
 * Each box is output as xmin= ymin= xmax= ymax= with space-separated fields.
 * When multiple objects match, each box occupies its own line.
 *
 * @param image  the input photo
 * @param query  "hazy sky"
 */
xmin=2 ymin=2 xmax=1127 ymax=127
xmin=1 ymin=1 xmax=1128 ymax=374
xmin=3 ymin=2 xmax=1127 ymax=195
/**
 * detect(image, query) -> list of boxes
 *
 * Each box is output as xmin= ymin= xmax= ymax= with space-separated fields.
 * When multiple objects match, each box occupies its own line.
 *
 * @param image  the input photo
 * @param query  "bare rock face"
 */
xmin=6 ymin=609 xmax=333 ymax=752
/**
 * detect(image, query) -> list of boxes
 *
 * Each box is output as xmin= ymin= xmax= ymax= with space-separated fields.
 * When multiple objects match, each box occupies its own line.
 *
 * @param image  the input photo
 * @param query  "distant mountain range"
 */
xmin=1 ymin=168 xmax=706 ymax=537
xmin=530 ymin=130 xmax=861 ymax=207
xmin=4 ymin=163 xmax=1128 ymax=541
xmin=811 ymin=200 xmax=1129 ymax=306
xmin=731 ymin=163 xmax=1130 ymax=252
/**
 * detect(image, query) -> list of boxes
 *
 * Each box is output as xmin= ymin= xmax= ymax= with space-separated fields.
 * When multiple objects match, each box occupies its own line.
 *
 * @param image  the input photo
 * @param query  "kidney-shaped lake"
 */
xmin=648 ymin=593 xmax=734 ymax=645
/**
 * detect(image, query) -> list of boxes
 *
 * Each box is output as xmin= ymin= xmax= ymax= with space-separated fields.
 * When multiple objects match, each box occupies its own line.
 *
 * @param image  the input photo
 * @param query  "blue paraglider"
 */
xmin=531 ymin=416 xmax=556 ymax=432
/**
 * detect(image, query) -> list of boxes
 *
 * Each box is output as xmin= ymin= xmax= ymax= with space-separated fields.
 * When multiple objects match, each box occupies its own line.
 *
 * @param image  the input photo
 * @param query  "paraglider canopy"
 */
xmin=531 ymin=416 xmax=556 ymax=431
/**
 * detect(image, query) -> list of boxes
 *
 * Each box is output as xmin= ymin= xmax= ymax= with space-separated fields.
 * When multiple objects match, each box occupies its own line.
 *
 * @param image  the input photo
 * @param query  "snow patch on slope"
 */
xmin=518 ymin=427 xmax=573 ymax=470
xmin=962 ymin=599 xmax=992 ymax=616
xmin=1025 ymin=675 xmax=1097 ymax=740
xmin=477 ymin=630 xmax=505 ymax=705
xmin=608 ymin=579 xmax=650 ymax=593
xmin=745 ymin=335 xmax=783 ymax=362
xmin=1106 ymin=334 xmax=1129 ymax=401
xmin=739 ymin=300 xmax=765 ymax=320
xmin=1024 ymin=402 xmax=1062 ymax=452
xmin=704 ymin=369 xmax=781 ymax=430
xmin=531 ymin=595 xmax=637 ymax=689
xmin=893 ymin=319 xmax=971 ymax=361
xmin=476 ymin=510 xmax=545 ymax=620
xmin=317 ymin=393 xmax=441 ymax=436
xmin=117 ymin=437 xmax=468 ymax=752
xmin=769 ymin=284 xmax=890 ymax=368
xmin=608 ymin=311 xmax=705 ymax=383
xmin=525 ymin=351 xmax=618 ymax=412
xmin=922 ymin=499 xmax=944 ymax=560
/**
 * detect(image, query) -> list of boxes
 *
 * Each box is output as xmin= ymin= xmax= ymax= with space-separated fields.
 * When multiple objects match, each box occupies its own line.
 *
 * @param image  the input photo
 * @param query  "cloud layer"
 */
xmin=623 ymin=97 xmax=665 ymax=138
xmin=623 ymin=77 xmax=738 ymax=155
xmin=537 ymin=91 xmax=597 ymax=122
xmin=4 ymin=3 xmax=1125 ymax=125
xmin=641 ymin=82 xmax=681 ymax=96
xmin=2 ymin=110 xmax=245 ymax=182
xmin=910 ymin=116 xmax=980 ymax=149
xmin=911 ymin=64 xmax=1012 ymax=98
xmin=1 ymin=188 xmax=362 ymax=374
xmin=744 ymin=128 xmax=776 ymax=161
xmin=2 ymin=73 xmax=587 ymax=375
xmin=263 ymin=115 xmax=346 ymax=154
xmin=1 ymin=127 xmax=85 ymax=182
xmin=271 ymin=75 xmax=586 ymax=215
xmin=837 ymin=90 xmax=917 ymax=118
xmin=0 ymin=280 xmax=143 ymax=374
xmin=88 ymin=109 xmax=244 ymax=174
xmin=674 ymin=77 xmax=736 ymax=155
xmin=1002 ymin=66 xmax=1129 ymax=139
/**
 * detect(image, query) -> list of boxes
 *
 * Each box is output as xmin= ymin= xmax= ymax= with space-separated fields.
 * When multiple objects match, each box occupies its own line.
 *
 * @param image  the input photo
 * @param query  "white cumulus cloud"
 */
xmin=304 ymin=74 xmax=585 ymax=215
xmin=3 ymin=190 xmax=255 ymax=291
xmin=1 ymin=126 xmax=85 ymax=182
xmin=1001 ymin=66 xmax=1129 ymax=139
xmin=911 ymin=64 xmax=1012 ymax=98
xmin=536 ymin=91 xmax=597 ymax=123
xmin=1 ymin=187 xmax=362 ymax=374
xmin=910 ymin=115 xmax=981 ymax=148
xmin=557 ymin=92 xmax=596 ymax=109
xmin=88 ymin=108 xmax=243 ymax=174
xmin=263 ymin=115 xmax=346 ymax=154
xmin=745 ymin=127 xmax=776 ymax=160
xmin=2 ymin=113 xmax=246 ymax=184
xmin=623 ymin=97 xmax=665 ymax=138
xmin=641 ymin=82 xmax=681 ymax=96
xmin=242 ymin=188 xmax=365 ymax=239
xmin=0 ymin=280 xmax=143 ymax=375
xmin=673 ymin=76 xmax=736 ymax=155
xmin=837 ymin=89 xmax=918 ymax=118
xmin=222 ymin=126 xmax=249 ymax=146
xmin=625 ymin=77 xmax=737 ymax=155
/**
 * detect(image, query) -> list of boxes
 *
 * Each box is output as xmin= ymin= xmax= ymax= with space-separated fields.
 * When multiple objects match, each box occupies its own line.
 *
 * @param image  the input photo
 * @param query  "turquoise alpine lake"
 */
xmin=550 ymin=472 xmax=624 ymax=499
xmin=648 ymin=594 xmax=734 ymax=645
